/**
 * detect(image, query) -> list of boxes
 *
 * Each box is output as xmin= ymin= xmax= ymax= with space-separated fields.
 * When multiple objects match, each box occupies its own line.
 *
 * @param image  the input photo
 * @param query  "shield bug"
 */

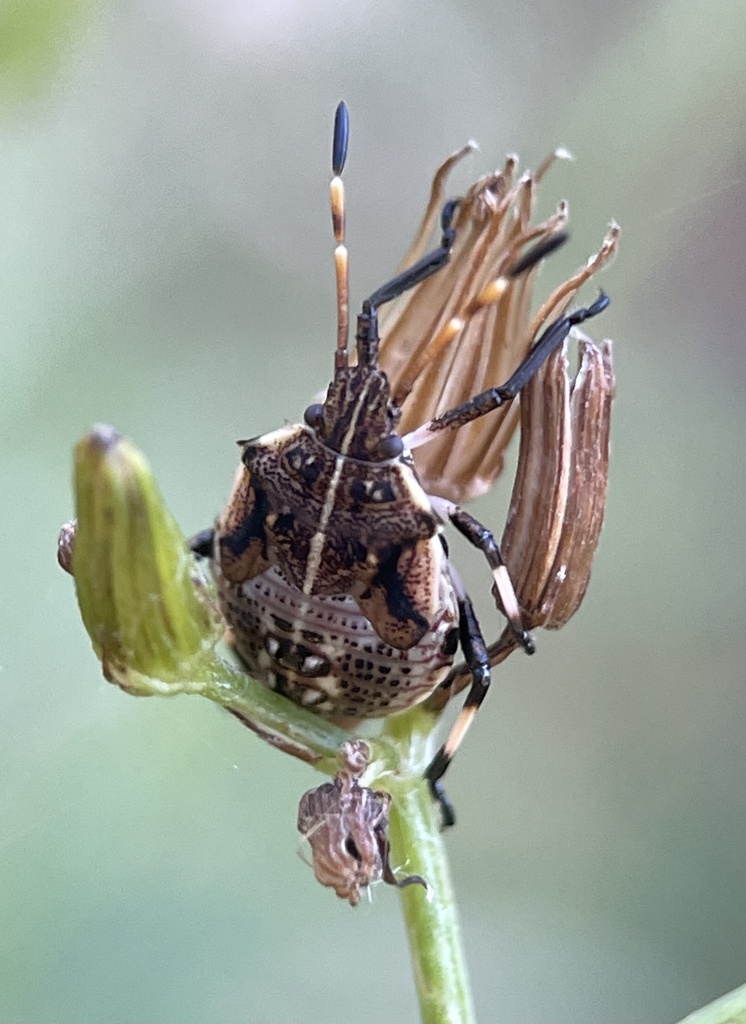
xmin=192 ymin=102 xmax=611 ymax=825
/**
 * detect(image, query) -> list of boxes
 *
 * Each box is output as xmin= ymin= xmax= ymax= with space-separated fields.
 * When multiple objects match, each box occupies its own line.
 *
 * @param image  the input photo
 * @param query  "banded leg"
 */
xmin=430 ymin=497 xmax=533 ymax=654
xmin=426 ymin=575 xmax=491 ymax=827
xmin=425 ymin=499 xmax=532 ymax=826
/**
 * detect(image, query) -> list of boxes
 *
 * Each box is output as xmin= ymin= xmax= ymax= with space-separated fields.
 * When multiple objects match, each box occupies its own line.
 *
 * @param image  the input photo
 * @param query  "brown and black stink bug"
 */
xmin=191 ymin=102 xmax=609 ymax=825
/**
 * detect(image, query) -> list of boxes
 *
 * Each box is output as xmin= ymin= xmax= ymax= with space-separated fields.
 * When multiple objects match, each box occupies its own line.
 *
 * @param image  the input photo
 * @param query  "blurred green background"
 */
xmin=2 ymin=0 xmax=745 ymax=1021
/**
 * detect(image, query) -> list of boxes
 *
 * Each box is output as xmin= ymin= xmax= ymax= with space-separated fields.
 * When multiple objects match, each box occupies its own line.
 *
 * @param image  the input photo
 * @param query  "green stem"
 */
xmin=383 ymin=711 xmax=476 ymax=1024
xmin=200 ymin=655 xmax=352 ymax=772
xmin=129 ymin=646 xmax=400 ymax=780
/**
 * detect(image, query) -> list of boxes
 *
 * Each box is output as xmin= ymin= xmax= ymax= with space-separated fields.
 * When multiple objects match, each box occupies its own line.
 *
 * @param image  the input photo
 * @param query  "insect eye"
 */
xmin=376 ymin=434 xmax=404 ymax=460
xmin=304 ymin=403 xmax=324 ymax=429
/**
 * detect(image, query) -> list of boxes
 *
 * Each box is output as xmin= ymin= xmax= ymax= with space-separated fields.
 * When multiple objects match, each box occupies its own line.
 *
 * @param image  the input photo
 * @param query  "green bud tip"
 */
xmin=64 ymin=424 xmax=223 ymax=695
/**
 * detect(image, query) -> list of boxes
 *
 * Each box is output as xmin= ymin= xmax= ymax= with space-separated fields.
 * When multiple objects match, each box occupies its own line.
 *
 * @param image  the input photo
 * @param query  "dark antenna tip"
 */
xmin=332 ymin=101 xmax=350 ymax=176
xmin=509 ymin=230 xmax=569 ymax=278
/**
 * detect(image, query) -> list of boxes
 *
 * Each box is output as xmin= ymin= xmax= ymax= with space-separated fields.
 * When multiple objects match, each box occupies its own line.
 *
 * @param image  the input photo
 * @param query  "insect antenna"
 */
xmin=331 ymin=101 xmax=350 ymax=372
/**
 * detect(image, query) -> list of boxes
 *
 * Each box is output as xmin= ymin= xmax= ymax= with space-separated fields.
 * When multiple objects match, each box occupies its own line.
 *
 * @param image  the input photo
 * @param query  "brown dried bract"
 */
xmin=502 ymin=334 xmax=615 ymax=630
xmin=429 ymin=331 xmax=615 ymax=705
xmin=377 ymin=142 xmax=618 ymax=503
xmin=297 ymin=741 xmax=427 ymax=905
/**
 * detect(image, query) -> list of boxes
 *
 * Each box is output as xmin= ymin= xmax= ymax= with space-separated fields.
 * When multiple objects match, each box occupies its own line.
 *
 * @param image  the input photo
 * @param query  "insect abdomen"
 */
xmin=217 ymin=565 xmax=459 ymax=718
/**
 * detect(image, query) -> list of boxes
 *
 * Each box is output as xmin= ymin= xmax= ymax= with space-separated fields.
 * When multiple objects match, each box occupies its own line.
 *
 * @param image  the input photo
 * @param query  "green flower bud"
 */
xmin=62 ymin=424 xmax=222 ymax=696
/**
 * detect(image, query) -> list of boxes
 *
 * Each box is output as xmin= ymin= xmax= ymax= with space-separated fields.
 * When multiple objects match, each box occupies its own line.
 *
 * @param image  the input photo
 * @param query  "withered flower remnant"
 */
xmin=298 ymin=741 xmax=428 ymax=905
xmin=377 ymin=144 xmax=619 ymax=504
xmin=374 ymin=142 xmax=619 ymax=712
xmin=502 ymin=335 xmax=615 ymax=632
xmin=429 ymin=330 xmax=616 ymax=707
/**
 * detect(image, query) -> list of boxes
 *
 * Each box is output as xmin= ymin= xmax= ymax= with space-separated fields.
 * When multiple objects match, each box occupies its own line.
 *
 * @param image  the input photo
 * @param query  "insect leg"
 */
xmin=357 ymin=200 xmax=460 ymax=368
xmin=188 ymin=527 xmax=215 ymax=559
xmin=426 ymin=577 xmax=492 ymax=828
xmin=425 ymin=498 xmax=533 ymax=825
xmin=366 ymin=199 xmax=459 ymax=310
xmin=432 ymin=497 xmax=533 ymax=655
xmin=367 ymin=206 xmax=567 ymax=315
xmin=403 ymin=291 xmax=609 ymax=449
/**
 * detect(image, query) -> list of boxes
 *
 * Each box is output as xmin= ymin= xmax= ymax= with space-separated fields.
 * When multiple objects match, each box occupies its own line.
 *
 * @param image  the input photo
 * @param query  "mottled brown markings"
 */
xmin=211 ymin=346 xmax=461 ymax=717
xmin=318 ymin=367 xmax=400 ymax=460
xmin=302 ymin=371 xmax=386 ymax=596
xmin=217 ymin=466 xmax=271 ymax=583
xmin=284 ymin=444 xmax=322 ymax=485
xmin=302 ymin=454 xmax=345 ymax=597
xmin=349 ymin=478 xmax=396 ymax=505
xmin=235 ymin=419 xmax=441 ymax=611
xmin=356 ymin=544 xmax=429 ymax=649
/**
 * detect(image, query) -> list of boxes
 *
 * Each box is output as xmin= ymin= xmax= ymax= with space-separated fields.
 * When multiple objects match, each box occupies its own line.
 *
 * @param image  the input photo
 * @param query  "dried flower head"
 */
xmin=298 ymin=741 xmax=427 ymax=905
xmin=377 ymin=145 xmax=619 ymax=503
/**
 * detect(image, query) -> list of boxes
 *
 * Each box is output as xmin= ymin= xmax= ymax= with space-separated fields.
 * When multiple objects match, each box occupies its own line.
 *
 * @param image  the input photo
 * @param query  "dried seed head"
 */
xmin=298 ymin=741 xmax=427 ymax=905
xmin=377 ymin=141 xmax=618 ymax=503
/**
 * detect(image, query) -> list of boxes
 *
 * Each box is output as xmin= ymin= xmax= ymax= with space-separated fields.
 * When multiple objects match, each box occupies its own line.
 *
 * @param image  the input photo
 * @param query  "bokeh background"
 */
xmin=2 ymin=1 xmax=745 ymax=1022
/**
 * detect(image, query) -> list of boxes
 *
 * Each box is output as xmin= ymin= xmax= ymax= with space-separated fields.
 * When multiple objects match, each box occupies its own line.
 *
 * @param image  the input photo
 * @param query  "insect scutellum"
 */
xmin=196 ymin=101 xmax=610 ymax=827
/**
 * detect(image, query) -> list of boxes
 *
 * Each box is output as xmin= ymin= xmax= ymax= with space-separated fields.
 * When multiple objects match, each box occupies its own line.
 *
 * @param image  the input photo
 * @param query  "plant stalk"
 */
xmin=384 ymin=711 xmax=476 ymax=1024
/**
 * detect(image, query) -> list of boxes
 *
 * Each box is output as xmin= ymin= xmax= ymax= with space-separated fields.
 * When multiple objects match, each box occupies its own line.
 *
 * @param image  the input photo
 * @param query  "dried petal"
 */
xmin=377 ymin=139 xmax=618 ymax=502
xmin=428 ymin=329 xmax=615 ymax=705
xmin=501 ymin=335 xmax=615 ymax=631
xmin=298 ymin=741 xmax=427 ymax=905
xmin=538 ymin=338 xmax=615 ymax=627
xmin=499 ymin=345 xmax=573 ymax=613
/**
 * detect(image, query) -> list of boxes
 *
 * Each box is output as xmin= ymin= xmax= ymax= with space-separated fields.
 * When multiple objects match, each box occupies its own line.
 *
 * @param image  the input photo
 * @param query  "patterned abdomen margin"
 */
xmin=217 ymin=566 xmax=459 ymax=718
